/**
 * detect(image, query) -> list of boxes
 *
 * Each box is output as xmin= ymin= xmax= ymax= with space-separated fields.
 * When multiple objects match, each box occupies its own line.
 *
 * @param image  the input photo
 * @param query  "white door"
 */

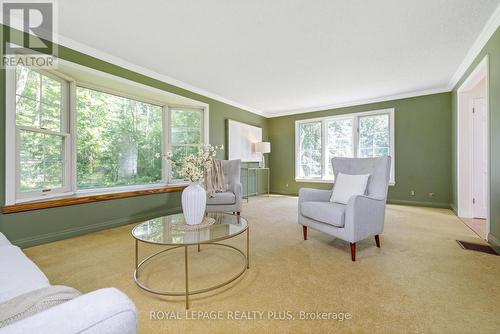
xmin=472 ymin=98 xmax=487 ymax=219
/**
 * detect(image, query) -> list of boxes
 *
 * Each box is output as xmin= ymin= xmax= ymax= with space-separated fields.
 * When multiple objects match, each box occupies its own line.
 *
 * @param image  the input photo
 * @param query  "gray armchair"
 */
xmin=206 ymin=159 xmax=242 ymax=215
xmin=298 ymin=156 xmax=391 ymax=261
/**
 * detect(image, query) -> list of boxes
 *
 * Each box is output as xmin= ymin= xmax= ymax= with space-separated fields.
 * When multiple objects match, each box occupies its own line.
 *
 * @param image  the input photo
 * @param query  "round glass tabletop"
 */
xmin=132 ymin=212 xmax=248 ymax=246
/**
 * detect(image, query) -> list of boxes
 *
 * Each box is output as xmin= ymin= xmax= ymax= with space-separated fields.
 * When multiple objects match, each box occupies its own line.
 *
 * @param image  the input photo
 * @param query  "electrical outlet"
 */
xmin=285 ymin=183 xmax=289 ymax=187
xmin=410 ymin=190 xmax=415 ymax=196
xmin=428 ymin=192 xmax=434 ymax=198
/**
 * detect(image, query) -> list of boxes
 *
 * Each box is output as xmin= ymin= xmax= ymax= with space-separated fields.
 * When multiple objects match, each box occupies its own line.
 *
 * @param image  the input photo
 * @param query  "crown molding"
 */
xmin=55 ymin=35 xmax=266 ymax=117
xmin=264 ymin=87 xmax=450 ymax=118
xmin=5 ymin=1 xmax=498 ymax=120
xmin=448 ymin=3 xmax=500 ymax=90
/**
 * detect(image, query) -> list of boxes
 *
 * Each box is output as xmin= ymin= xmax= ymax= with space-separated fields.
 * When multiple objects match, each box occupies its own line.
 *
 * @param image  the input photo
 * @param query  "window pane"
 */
xmin=40 ymin=103 xmax=62 ymax=131
xmin=170 ymin=108 xmax=203 ymax=180
xmin=16 ymin=96 xmax=38 ymax=126
xmin=15 ymin=65 xmax=63 ymax=131
xmin=76 ymin=87 xmax=163 ymax=189
xmin=299 ymin=122 xmax=321 ymax=178
xmin=41 ymin=75 xmax=62 ymax=107
xmin=20 ymin=131 xmax=64 ymax=192
xmin=16 ymin=65 xmax=39 ymax=100
xmin=358 ymin=114 xmax=390 ymax=158
xmin=171 ymin=109 xmax=202 ymax=145
xmin=326 ymin=118 xmax=353 ymax=177
xmin=171 ymin=145 xmax=199 ymax=180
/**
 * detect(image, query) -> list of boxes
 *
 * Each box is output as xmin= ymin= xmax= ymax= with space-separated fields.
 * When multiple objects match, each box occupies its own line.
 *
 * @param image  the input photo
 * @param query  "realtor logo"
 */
xmin=1 ymin=0 xmax=57 ymax=68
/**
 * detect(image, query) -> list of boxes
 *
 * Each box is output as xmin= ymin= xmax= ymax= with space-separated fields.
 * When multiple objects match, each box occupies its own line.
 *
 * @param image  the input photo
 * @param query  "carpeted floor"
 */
xmin=24 ymin=196 xmax=500 ymax=333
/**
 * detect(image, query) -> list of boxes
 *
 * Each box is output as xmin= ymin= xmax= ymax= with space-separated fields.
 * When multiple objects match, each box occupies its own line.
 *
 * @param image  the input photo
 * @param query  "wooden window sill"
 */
xmin=1 ymin=185 xmax=186 ymax=214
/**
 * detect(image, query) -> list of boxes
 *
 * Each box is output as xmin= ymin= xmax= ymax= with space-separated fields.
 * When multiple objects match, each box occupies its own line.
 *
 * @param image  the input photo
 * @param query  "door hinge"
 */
xmin=472 ymin=198 xmax=476 ymax=204
xmin=472 ymin=108 xmax=475 ymax=114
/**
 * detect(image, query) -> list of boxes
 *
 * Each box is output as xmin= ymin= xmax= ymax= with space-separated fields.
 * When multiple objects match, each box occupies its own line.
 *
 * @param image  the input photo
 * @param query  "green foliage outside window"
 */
xmin=358 ymin=115 xmax=390 ymax=158
xmin=298 ymin=113 xmax=390 ymax=179
xmin=327 ymin=118 xmax=353 ymax=176
xmin=15 ymin=65 xmax=205 ymax=194
xmin=76 ymin=87 xmax=163 ymax=189
xmin=299 ymin=122 xmax=321 ymax=178
xmin=170 ymin=109 xmax=203 ymax=180
xmin=16 ymin=66 xmax=65 ymax=192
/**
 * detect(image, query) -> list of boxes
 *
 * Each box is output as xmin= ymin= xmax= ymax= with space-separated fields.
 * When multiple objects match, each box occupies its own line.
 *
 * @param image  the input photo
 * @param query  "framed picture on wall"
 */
xmin=227 ymin=119 xmax=262 ymax=162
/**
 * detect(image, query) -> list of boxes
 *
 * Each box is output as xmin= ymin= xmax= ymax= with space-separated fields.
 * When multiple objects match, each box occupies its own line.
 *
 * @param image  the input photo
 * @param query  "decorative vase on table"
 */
xmin=181 ymin=182 xmax=207 ymax=225
xmin=164 ymin=144 xmax=224 ymax=226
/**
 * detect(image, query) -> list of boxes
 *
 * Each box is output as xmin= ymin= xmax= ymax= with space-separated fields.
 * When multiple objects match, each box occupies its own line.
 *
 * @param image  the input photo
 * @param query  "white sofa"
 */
xmin=0 ymin=232 xmax=138 ymax=334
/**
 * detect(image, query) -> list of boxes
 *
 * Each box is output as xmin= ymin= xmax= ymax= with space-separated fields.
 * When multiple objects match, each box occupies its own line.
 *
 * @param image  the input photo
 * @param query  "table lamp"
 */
xmin=255 ymin=142 xmax=271 ymax=168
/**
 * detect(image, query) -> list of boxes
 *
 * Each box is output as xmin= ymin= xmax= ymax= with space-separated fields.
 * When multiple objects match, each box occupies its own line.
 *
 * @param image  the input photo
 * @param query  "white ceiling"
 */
xmin=56 ymin=0 xmax=500 ymax=117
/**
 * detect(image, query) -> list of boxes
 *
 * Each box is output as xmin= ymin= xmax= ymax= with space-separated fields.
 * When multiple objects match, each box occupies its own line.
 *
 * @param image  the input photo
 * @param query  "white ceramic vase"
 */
xmin=181 ymin=182 xmax=207 ymax=225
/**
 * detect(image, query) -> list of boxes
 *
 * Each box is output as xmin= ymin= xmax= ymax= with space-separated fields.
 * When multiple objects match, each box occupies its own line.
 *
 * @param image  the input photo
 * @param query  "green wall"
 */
xmin=268 ymin=93 xmax=452 ymax=208
xmin=3 ymin=23 xmax=499 ymax=248
xmin=0 ymin=26 xmax=268 ymax=247
xmin=451 ymin=27 xmax=500 ymax=246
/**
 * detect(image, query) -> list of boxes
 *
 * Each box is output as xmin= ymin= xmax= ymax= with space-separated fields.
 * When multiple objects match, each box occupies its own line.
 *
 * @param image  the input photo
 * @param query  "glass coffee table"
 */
xmin=132 ymin=212 xmax=249 ymax=309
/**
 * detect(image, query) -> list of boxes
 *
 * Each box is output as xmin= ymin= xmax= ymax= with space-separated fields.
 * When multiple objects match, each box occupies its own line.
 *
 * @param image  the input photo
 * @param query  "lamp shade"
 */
xmin=255 ymin=142 xmax=271 ymax=153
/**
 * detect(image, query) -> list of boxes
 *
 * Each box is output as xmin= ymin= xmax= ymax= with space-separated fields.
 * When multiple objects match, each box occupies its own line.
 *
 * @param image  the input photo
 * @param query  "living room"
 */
xmin=0 ymin=1 xmax=499 ymax=333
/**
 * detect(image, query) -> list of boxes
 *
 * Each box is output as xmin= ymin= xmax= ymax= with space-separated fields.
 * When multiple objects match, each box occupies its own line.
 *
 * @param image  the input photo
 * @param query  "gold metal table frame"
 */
xmin=132 ymin=216 xmax=249 ymax=309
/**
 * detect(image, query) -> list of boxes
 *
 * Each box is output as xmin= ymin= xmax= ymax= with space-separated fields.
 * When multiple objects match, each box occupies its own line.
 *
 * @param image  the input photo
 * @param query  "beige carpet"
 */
xmin=25 ymin=196 xmax=500 ymax=333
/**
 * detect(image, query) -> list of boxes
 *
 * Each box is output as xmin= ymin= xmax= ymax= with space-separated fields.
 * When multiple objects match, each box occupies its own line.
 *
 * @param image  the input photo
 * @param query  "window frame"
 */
xmin=295 ymin=108 xmax=395 ymax=185
xmin=295 ymin=120 xmax=323 ymax=180
xmin=73 ymin=82 xmax=168 ymax=195
xmin=5 ymin=67 xmax=208 ymax=205
xmin=11 ymin=68 xmax=72 ymax=201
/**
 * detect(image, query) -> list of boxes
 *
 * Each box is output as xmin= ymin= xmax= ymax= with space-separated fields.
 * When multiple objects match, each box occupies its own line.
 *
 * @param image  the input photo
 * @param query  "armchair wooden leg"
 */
xmin=236 ymin=212 xmax=240 ymax=216
xmin=302 ymin=226 xmax=307 ymax=240
xmin=375 ymin=235 xmax=380 ymax=248
xmin=350 ymin=243 xmax=356 ymax=262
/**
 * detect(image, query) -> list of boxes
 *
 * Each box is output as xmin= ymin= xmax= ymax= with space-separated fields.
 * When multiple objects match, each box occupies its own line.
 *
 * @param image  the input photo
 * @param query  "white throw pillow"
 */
xmin=330 ymin=173 xmax=370 ymax=204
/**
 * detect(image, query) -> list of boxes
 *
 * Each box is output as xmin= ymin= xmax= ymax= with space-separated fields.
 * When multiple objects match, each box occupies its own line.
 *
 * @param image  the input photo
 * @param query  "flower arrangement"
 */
xmin=165 ymin=144 xmax=223 ymax=183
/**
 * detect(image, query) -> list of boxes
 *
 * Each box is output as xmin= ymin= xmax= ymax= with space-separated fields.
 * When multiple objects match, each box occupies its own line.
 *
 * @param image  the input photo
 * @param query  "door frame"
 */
xmin=471 ymin=97 xmax=487 ymax=219
xmin=457 ymin=55 xmax=490 ymax=235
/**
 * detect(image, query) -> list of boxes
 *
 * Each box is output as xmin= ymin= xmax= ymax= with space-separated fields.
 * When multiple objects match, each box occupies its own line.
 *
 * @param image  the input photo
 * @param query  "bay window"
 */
xmin=6 ymin=65 xmax=207 ymax=204
xmin=295 ymin=109 xmax=395 ymax=184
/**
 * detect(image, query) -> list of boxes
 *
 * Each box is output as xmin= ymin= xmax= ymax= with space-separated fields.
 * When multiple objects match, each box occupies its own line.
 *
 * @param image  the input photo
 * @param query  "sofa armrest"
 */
xmin=298 ymin=188 xmax=332 ymax=203
xmin=0 ymin=288 xmax=137 ymax=334
xmin=344 ymin=195 xmax=387 ymax=243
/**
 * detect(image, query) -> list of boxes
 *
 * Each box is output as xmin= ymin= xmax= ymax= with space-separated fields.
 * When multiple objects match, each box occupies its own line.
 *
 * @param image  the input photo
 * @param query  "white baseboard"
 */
xmin=387 ymin=199 xmax=451 ymax=209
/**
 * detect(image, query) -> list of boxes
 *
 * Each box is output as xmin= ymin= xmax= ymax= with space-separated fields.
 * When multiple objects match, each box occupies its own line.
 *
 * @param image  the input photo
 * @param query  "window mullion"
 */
xmin=321 ymin=119 xmax=326 ymax=180
xmin=14 ymin=127 xmax=21 ymax=199
xmin=162 ymin=105 xmax=170 ymax=183
xmin=353 ymin=116 xmax=359 ymax=158
xmin=6 ymin=68 xmax=17 ymax=205
xmin=38 ymin=74 xmax=42 ymax=127
xmin=68 ymin=81 xmax=77 ymax=193
xmin=17 ymin=123 xmax=69 ymax=136
xmin=295 ymin=122 xmax=300 ymax=179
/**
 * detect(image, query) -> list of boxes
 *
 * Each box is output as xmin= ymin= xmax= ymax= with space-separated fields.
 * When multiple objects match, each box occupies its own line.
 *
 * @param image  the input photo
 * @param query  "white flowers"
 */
xmin=164 ymin=144 xmax=223 ymax=182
